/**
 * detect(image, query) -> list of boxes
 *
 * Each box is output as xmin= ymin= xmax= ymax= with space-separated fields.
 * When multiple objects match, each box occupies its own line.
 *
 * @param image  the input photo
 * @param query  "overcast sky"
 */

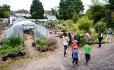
xmin=0 ymin=0 xmax=92 ymax=12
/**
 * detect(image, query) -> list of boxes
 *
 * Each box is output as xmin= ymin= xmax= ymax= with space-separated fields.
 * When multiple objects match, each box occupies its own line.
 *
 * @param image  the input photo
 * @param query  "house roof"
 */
xmin=15 ymin=9 xmax=30 ymax=14
xmin=44 ymin=10 xmax=51 ymax=14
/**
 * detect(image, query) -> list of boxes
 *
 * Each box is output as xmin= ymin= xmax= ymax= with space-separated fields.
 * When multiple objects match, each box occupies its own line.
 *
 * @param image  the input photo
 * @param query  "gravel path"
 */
xmin=11 ymin=38 xmax=114 ymax=70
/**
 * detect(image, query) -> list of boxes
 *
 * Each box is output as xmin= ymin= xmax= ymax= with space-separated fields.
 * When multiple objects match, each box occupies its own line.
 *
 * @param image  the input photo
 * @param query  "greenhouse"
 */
xmin=4 ymin=20 xmax=48 ymax=41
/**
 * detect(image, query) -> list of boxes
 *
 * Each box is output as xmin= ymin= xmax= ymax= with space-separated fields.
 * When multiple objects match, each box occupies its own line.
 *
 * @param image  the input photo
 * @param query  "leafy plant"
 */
xmin=0 ymin=43 xmax=23 ymax=55
xmin=0 ymin=36 xmax=23 ymax=55
xmin=36 ymin=40 xmax=48 ymax=52
xmin=39 ymin=45 xmax=48 ymax=52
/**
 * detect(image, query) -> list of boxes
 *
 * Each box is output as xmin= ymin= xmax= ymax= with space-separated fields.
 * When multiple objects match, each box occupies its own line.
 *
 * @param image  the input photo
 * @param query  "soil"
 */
xmin=24 ymin=34 xmax=39 ymax=57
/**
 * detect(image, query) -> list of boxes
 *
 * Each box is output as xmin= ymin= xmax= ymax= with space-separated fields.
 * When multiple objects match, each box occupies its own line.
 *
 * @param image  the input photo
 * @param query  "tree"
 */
xmin=30 ymin=0 xmax=44 ymax=19
xmin=108 ymin=0 xmax=114 ymax=10
xmin=58 ymin=0 xmax=84 ymax=20
xmin=0 ymin=4 xmax=10 ymax=18
xmin=86 ymin=5 xmax=107 ymax=24
xmin=91 ymin=0 xmax=101 ymax=5
xmin=51 ymin=7 xmax=59 ymax=18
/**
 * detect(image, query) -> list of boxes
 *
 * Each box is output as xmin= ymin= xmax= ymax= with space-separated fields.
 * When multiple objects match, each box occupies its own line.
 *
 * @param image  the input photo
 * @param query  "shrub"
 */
xmin=36 ymin=40 xmax=47 ymax=46
xmin=63 ymin=20 xmax=73 ymax=24
xmin=47 ymin=36 xmax=57 ymax=46
xmin=77 ymin=16 xmax=93 ymax=32
xmin=72 ymin=13 xmax=78 ymax=23
xmin=94 ymin=22 xmax=106 ymax=33
xmin=77 ymin=30 xmax=85 ymax=36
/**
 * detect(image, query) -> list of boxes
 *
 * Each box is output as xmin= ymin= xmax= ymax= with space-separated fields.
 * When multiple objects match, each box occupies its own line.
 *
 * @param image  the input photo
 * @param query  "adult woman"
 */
xmin=63 ymin=32 xmax=69 ymax=57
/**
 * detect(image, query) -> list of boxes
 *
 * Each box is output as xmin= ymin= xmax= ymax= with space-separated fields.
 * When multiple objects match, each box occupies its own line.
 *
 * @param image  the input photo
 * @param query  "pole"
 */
xmin=33 ymin=25 xmax=35 ymax=43
xmin=22 ymin=24 xmax=24 ymax=47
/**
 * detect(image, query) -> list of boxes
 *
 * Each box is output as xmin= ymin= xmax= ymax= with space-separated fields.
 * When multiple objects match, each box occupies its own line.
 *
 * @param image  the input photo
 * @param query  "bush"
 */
xmin=72 ymin=13 xmax=78 ymax=23
xmin=36 ymin=40 xmax=48 ymax=52
xmin=47 ymin=36 xmax=57 ymax=46
xmin=77 ymin=16 xmax=93 ymax=32
xmin=94 ymin=22 xmax=106 ymax=33
xmin=36 ymin=40 xmax=47 ymax=46
xmin=63 ymin=20 xmax=73 ymax=24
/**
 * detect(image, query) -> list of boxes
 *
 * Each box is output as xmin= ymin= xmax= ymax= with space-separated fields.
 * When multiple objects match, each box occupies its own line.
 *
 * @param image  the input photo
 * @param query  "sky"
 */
xmin=0 ymin=0 xmax=92 ymax=13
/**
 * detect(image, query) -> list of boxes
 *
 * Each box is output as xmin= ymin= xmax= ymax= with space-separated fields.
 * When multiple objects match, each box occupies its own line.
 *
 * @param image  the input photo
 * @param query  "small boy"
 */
xmin=72 ymin=47 xmax=80 ymax=66
xmin=84 ymin=42 xmax=91 ymax=64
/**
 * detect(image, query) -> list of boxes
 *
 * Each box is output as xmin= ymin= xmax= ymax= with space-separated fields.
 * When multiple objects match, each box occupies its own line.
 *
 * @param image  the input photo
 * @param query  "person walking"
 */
xmin=72 ymin=40 xmax=78 ymax=58
xmin=74 ymin=33 xmax=81 ymax=46
xmin=86 ymin=32 xmax=91 ymax=42
xmin=63 ymin=32 xmax=69 ymax=57
xmin=72 ymin=40 xmax=78 ymax=51
xmin=71 ymin=30 xmax=74 ymax=43
xmin=84 ymin=42 xmax=91 ymax=64
xmin=105 ymin=28 xmax=113 ymax=43
xmin=97 ymin=32 xmax=103 ymax=48
xmin=68 ymin=32 xmax=72 ymax=46
xmin=72 ymin=47 xmax=80 ymax=66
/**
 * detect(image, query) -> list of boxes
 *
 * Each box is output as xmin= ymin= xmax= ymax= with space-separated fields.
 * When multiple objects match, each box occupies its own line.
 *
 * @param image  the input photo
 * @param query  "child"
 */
xmin=72 ymin=40 xmax=78 ymax=51
xmin=84 ymin=42 xmax=91 ymax=64
xmin=72 ymin=47 xmax=80 ymax=66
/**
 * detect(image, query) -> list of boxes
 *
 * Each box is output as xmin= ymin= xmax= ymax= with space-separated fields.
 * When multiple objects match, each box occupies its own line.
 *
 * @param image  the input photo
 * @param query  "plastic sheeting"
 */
xmin=4 ymin=20 xmax=48 ymax=40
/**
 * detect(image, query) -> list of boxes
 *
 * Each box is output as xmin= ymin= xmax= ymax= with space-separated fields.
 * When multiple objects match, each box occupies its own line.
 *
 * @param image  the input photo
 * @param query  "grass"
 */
xmin=0 ymin=51 xmax=56 ymax=70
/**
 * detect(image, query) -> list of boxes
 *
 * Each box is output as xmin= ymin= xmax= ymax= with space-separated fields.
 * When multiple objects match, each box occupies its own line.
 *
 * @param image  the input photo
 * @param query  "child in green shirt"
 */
xmin=84 ymin=42 xmax=91 ymax=64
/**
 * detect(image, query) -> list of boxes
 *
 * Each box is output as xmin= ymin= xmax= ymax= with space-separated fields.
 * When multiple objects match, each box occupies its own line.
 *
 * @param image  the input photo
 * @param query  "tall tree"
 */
xmin=0 ymin=4 xmax=10 ymax=18
xmin=87 ymin=5 xmax=107 ymax=24
xmin=108 ymin=0 xmax=114 ymax=10
xmin=58 ymin=0 xmax=84 ymax=20
xmin=30 ymin=0 xmax=44 ymax=19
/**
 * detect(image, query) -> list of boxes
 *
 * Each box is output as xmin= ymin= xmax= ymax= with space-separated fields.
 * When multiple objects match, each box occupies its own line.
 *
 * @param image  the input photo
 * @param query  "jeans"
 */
xmin=85 ymin=54 xmax=90 ymax=63
xmin=64 ymin=45 xmax=68 ymax=56
xmin=72 ymin=58 xmax=78 ymax=64
xmin=99 ymin=38 xmax=103 ymax=47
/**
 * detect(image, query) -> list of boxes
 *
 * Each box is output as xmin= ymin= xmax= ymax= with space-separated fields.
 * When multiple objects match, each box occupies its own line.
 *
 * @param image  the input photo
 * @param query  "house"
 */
xmin=14 ymin=9 xmax=31 ymax=17
xmin=44 ymin=10 xmax=52 ymax=16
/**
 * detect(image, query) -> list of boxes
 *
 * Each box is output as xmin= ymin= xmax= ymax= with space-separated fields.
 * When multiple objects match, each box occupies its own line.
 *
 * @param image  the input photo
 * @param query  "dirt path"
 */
xmin=24 ymin=34 xmax=39 ymax=57
xmin=9 ymin=37 xmax=114 ymax=70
